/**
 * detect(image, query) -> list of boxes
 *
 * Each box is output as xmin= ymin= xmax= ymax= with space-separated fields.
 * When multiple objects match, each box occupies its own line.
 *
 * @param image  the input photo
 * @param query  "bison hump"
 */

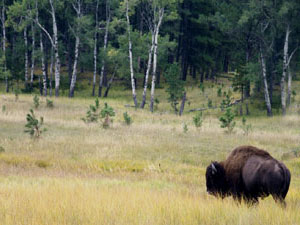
xmin=223 ymin=146 xmax=272 ymax=183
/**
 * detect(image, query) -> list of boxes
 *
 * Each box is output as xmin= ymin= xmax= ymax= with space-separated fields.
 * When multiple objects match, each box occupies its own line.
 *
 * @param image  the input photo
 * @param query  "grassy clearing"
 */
xmin=0 ymin=82 xmax=300 ymax=224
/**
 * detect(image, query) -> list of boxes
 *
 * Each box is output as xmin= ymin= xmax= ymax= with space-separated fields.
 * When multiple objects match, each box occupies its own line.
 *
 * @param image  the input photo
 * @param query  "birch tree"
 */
xmin=0 ymin=0 xmax=8 ymax=92
xmin=92 ymin=0 xmax=99 ymax=97
xmin=40 ymin=32 xmax=47 ymax=96
xmin=29 ymin=22 xmax=35 ymax=90
xmin=125 ymin=0 xmax=138 ymax=107
xmin=35 ymin=0 xmax=61 ymax=97
xmin=69 ymin=0 xmax=83 ymax=98
xmin=149 ymin=3 xmax=164 ymax=112
xmin=98 ymin=0 xmax=111 ymax=97
xmin=24 ymin=27 xmax=29 ymax=90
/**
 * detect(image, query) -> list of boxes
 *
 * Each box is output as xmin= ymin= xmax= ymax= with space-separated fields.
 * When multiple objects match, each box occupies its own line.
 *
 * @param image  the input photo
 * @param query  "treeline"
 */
xmin=0 ymin=0 xmax=300 ymax=115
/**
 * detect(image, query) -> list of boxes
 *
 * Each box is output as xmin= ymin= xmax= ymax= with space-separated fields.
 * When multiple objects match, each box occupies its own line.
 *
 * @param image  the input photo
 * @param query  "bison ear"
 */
xmin=211 ymin=163 xmax=217 ymax=174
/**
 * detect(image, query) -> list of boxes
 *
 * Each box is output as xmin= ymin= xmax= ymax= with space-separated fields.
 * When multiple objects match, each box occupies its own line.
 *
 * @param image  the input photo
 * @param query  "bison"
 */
xmin=205 ymin=146 xmax=291 ymax=206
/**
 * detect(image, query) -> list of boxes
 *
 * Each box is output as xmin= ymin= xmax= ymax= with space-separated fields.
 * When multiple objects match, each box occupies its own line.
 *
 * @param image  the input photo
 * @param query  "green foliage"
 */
xmin=241 ymin=116 xmax=252 ymax=136
xmin=207 ymin=99 xmax=213 ymax=108
xmin=193 ymin=112 xmax=203 ymax=129
xmin=217 ymin=87 xmax=222 ymax=97
xmin=219 ymin=107 xmax=236 ymax=133
xmin=220 ymin=93 xmax=232 ymax=111
xmin=46 ymin=99 xmax=54 ymax=108
xmin=123 ymin=112 xmax=132 ymax=126
xmin=164 ymin=63 xmax=185 ymax=113
xmin=24 ymin=109 xmax=46 ymax=139
xmin=199 ymin=83 xmax=205 ymax=93
xmin=33 ymin=95 xmax=40 ymax=109
xmin=82 ymin=99 xmax=100 ymax=123
xmin=2 ymin=105 xmax=6 ymax=113
xmin=183 ymin=123 xmax=188 ymax=133
xmin=0 ymin=146 xmax=5 ymax=153
xmin=101 ymin=103 xmax=115 ymax=129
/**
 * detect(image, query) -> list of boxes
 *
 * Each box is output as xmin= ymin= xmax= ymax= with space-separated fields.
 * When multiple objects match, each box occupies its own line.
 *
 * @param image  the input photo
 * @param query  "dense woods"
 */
xmin=0 ymin=0 xmax=300 ymax=116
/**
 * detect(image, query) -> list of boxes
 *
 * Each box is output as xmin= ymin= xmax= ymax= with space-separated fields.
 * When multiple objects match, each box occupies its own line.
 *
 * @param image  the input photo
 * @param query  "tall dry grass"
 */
xmin=0 ymin=84 xmax=300 ymax=224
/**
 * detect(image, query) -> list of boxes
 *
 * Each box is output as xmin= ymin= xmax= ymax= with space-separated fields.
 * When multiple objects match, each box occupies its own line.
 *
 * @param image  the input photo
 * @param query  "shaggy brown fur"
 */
xmin=221 ymin=146 xmax=272 ymax=187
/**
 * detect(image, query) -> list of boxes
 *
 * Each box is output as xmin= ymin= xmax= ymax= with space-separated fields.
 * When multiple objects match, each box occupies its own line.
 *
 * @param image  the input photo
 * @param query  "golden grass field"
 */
xmin=1 ymin=84 xmax=300 ymax=225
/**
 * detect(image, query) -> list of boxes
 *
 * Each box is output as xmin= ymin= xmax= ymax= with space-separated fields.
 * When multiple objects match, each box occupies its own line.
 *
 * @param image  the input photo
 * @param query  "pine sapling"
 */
xmin=46 ymin=99 xmax=54 ymax=108
xmin=123 ymin=112 xmax=132 ymax=125
xmin=24 ymin=109 xmax=47 ymax=139
xmin=219 ymin=107 xmax=236 ymax=133
xmin=33 ymin=95 xmax=40 ymax=109
xmin=101 ymin=103 xmax=115 ymax=128
xmin=82 ymin=99 xmax=100 ymax=123
xmin=193 ymin=111 xmax=203 ymax=129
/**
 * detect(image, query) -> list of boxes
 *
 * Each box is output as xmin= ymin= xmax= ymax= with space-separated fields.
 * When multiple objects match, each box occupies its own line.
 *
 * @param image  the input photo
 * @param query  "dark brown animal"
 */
xmin=206 ymin=146 xmax=291 ymax=206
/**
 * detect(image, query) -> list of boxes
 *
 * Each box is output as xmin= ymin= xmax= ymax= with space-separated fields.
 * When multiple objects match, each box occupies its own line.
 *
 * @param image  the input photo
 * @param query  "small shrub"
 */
xmin=207 ymin=99 xmax=213 ymax=108
xmin=101 ymin=103 xmax=115 ymax=128
xmin=2 ymin=105 xmax=6 ymax=113
xmin=241 ymin=116 xmax=252 ymax=136
xmin=46 ymin=99 xmax=54 ymax=108
xmin=217 ymin=87 xmax=222 ymax=97
xmin=0 ymin=146 xmax=5 ymax=153
xmin=33 ymin=95 xmax=40 ymax=109
xmin=14 ymin=88 xmax=21 ymax=101
xmin=24 ymin=109 xmax=47 ymax=139
xmin=219 ymin=107 xmax=236 ymax=133
xmin=183 ymin=123 xmax=188 ymax=133
xmin=193 ymin=112 xmax=203 ymax=129
xmin=220 ymin=94 xmax=231 ymax=111
xmin=82 ymin=99 xmax=100 ymax=123
xmin=199 ymin=83 xmax=205 ymax=93
xmin=123 ymin=112 xmax=132 ymax=125
xmin=292 ymin=90 xmax=297 ymax=102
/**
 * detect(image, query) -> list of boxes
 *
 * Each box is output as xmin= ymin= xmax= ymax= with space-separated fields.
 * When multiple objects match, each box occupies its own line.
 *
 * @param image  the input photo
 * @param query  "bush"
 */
xmin=101 ymin=103 xmax=115 ymax=128
xmin=207 ymin=99 xmax=213 ymax=108
xmin=33 ymin=95 xmax=40 ymax=109
xmin=241 ymin=116 xmax=252 ymax=136
xmin=24 ymin=109 xmax=47 ymax=138
xmin=193 ymin=112 xmax=203 ymax=129
xmin=219 ymin=107 xmax=236 ymax=133
xmin=183 ymin=123 xmax=188 ymax=133
xmin=217 ymin=87 xmax=222 ymax=97
xmin=123 ymin=112 xmax=132 ymax=125
xmin=46 ymin=99 xmax=54 ymax=108
xmin=82 ymin=99 xmax=100 ymax=123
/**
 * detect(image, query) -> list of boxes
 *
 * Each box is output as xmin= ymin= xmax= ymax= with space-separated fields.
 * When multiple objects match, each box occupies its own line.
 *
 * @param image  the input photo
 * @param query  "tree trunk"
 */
xmin=69 ymin=36 xmax=80 ymax=98
xmin=1 ymin=4 xmax=8 ymax=92
xmin=259 ymin=44 xmax=272 ymax=117
xmin=92 ymin=0 xmax=99 ymax=97
xmin=30 ymin=22 xmax=35 ymax=90
xmin=140 ymin=33 xmax=154 ymax=108
xmin=179 ymin=92 xmax=186 ymax=116
xmin=104 ymin=67 xmax=117 ymax=98
xmin=40 ymin=32 xmax=47 ymax=96
xmin=280 ymin=25 xmax=290 ymax=115
xmin=126 ymin=0 xmax=138 ymax=107
xmin=24 ymin=27 xmax=29 ymax=90
xmin=98 ymin=2 xmax=110 ymax=97
xmin=287 ymin=67 xmax=292 ymax=106
xmin=49 ymin=0 xmax=60 ymax=97
xmin=49 ymin=46 xmax=54 ymax=97
xmin=150 ymin=8 xmax=164 ymax=112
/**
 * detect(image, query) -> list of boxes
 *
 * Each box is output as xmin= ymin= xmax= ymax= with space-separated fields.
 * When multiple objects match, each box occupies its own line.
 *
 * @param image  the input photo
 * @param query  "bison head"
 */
xmin=205 ymin=162 xmax=228 ymax=197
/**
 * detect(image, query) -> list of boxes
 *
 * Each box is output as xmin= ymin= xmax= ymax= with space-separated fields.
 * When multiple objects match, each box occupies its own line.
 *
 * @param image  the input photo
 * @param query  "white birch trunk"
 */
xmin=40 ymin=32 xmax=47 ymax=96
xmin=150 ymin=8 xmax=164 ymax=112
xmin=98 ymin=2 xmax=110 ymax=97
xmin=49 ymin=46 xmax=54 ymax=97
xmin=260 ymin=44 xmax=272 ymax=117
xmin=92 ymin=0 xmax=99 ymax=97
xmin=30 ymin=23 xmax=35 ymax=89
xmin=287 ymin=67 xmax=292 ymax=106
xmin=126 ymin=0 xmax=137 ymax=107
xmin=69 ymin=35 xmax=80 ymax=97
xmin=24 ymin=27 xmax=29 ymax=90
xmin=1 ymin=4 xmax=7 ymax=92
xmin=49 ymin=0 xmax=60 ymax=97
xmin=140 ymin=33 xmax=154 ymax=108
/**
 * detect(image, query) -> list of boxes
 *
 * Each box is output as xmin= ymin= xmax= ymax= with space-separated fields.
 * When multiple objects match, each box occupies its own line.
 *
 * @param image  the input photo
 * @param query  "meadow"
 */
xmin=1 ymin=82 xmax=300 ymax=225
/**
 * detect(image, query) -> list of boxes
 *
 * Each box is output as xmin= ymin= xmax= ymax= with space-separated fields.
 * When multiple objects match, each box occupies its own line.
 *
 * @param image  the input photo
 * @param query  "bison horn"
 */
xmin=211 ymin=163 xmax=217 ymax=174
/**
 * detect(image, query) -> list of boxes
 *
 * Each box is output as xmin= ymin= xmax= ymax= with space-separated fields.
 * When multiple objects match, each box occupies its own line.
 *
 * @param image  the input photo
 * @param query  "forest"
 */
xmin=0 ymin=0 xmax=299 ymax=116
